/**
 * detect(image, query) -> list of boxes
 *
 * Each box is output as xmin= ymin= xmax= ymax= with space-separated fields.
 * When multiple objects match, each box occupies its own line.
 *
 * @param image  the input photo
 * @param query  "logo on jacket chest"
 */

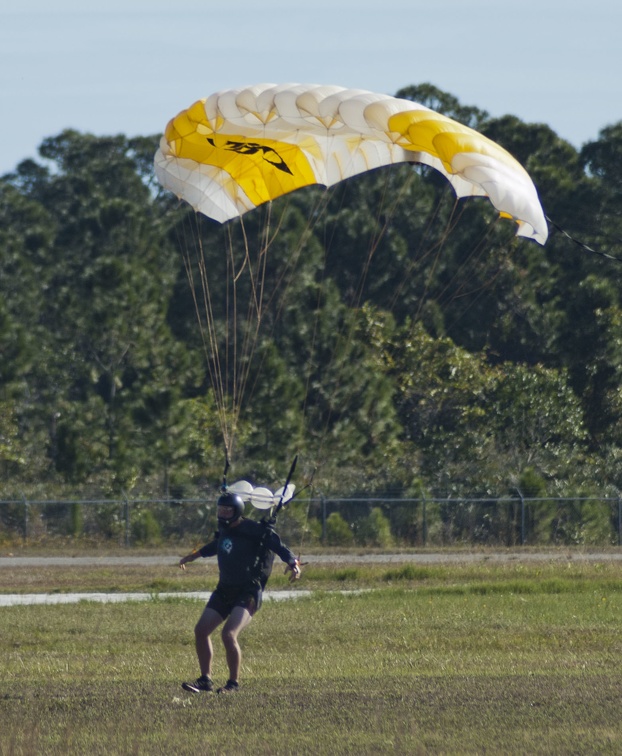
xmin=220 ymin=537 xmax=233 ymax=555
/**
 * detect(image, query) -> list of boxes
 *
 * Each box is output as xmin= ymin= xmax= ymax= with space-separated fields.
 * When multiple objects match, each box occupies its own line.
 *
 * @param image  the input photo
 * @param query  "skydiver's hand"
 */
xmin=285 ymin=559 xmax=301 ymax=583
xmin=178 ymin=553 xmax=196 ymax=570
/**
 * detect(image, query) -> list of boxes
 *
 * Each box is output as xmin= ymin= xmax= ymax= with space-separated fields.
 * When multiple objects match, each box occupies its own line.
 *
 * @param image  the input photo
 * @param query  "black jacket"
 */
xmin=199 ymin=518 xmax=296 ymax=589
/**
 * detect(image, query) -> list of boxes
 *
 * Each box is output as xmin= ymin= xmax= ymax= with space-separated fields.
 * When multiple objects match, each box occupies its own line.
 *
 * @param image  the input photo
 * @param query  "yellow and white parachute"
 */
xmin=155 ymin=82 xmax=547 ymax=244
xmin=154 ymin=83 xmax=549 ymax=463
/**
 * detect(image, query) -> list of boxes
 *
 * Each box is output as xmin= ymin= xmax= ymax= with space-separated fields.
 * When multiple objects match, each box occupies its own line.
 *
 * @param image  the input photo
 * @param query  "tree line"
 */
xmin=2 ymin=83 xmax=622 ymax=542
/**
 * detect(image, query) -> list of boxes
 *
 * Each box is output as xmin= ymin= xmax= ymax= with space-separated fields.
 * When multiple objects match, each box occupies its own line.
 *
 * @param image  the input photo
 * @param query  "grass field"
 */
xmin=2 ymin=555 xmax=622 ymax=754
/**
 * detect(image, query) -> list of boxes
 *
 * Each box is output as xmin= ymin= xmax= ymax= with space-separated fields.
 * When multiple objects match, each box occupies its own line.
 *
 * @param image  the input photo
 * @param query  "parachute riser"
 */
xmin=221 ymin=452 xmax=231 ymax=493
xmin=268 ymin=454 xmax=298 ymax=523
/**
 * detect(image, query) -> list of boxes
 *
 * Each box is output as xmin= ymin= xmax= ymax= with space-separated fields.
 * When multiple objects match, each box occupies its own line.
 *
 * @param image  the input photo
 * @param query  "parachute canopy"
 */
xmin=155 ymin=83 xmax=548 ymax=244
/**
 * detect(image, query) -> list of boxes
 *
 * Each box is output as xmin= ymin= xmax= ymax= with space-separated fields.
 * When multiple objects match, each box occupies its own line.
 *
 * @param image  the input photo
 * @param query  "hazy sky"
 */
xmin=2 ymin=0 xmax=620 ymax=175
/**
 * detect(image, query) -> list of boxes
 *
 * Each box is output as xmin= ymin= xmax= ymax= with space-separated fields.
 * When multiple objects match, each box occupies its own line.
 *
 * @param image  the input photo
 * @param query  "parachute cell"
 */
xmin=154 ymin=83 xmax=548 ymax=244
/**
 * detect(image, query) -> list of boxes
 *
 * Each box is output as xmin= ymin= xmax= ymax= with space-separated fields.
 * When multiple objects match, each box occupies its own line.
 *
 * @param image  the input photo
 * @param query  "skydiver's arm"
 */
xmin=178 ymin=536 xmax=218 ymax=570
xmin=266 ymin=530 xmax=301 ymax=581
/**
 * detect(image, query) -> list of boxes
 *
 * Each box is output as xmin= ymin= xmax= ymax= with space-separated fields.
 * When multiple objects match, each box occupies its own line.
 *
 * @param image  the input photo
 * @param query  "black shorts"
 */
xmin=207 ymin=583 xmax=262 ymax=620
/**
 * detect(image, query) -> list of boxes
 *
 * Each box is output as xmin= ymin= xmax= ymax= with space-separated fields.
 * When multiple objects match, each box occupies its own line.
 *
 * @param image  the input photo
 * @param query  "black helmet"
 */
xmin=217 ymin=492 xmax=245 ymax=527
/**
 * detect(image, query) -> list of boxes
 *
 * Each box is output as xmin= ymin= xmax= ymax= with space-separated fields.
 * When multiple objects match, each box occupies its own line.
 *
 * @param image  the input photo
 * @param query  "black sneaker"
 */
xmin=217 ymin=679 xmax=239 ymax=694
xmin=182 ymin=675 xmax=214 ymax=693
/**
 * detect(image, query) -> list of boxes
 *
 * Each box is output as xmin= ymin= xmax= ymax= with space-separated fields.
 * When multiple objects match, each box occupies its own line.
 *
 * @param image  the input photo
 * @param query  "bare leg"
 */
xmin=194 ymin=606 xmax=224 ymax=677
xmin=221 ymin=606 xmax=254 ymax=682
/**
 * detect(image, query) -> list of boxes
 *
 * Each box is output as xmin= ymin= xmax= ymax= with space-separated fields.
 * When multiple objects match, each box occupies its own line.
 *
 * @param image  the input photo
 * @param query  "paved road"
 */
xmin=2 ymin=551 xmax=622 ymax=567
xmin=0 ymin=590 xmax=313 ymax=606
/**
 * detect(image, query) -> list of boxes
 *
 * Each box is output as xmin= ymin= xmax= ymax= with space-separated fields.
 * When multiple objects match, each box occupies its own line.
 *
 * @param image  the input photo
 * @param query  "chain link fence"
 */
xmin=1 ymin=495 xmax=622 ymax=548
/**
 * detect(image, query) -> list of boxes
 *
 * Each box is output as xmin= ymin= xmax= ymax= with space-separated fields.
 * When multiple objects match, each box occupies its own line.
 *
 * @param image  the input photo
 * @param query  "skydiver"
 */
xmin=178 ymin=491 xmax=301 ymax=693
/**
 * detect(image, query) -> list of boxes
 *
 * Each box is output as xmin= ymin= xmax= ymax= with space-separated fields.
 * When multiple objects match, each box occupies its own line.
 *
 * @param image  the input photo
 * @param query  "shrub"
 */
xmin=132 ymin=509 xmax=162 ymax=545
xmin=326 ymin=512 xmax=354 ymax=546
xmin=358 ymin=507 xmax=393 ymax=547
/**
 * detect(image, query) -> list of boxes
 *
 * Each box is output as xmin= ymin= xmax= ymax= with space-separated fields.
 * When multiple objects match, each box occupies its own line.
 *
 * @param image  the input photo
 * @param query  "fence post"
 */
xmin=516 ymin=489 xmax=526 ymax=546
xmin=123 ymin=494 xmax=131 ymax=547
xmin=22 ymin=493 xmax=29 ymax=543
xmin=618 ymin=496 xmax=621 ymax=547
xmin=422 ymin=496 xmax=427 ymax=546
xmin=321 ymin=495 xmax=327 ymax=545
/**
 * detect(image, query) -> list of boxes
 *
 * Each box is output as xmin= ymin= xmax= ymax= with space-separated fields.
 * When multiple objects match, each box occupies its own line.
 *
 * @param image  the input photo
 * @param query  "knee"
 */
xmin=221 ymin=627 xmax=237 ymax=649
xmin=194 ymin=621 xmax=209 ymax=640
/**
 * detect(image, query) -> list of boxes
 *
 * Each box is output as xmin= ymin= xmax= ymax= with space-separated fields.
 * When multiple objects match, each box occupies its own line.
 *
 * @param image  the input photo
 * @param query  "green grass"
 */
xmin=2 ymin=560 xmax=622 ymax=754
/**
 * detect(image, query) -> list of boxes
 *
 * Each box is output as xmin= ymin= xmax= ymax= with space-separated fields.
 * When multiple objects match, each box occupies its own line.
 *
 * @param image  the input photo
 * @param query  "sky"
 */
xmin=1 ymin=0 xmax=621 ymax=176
